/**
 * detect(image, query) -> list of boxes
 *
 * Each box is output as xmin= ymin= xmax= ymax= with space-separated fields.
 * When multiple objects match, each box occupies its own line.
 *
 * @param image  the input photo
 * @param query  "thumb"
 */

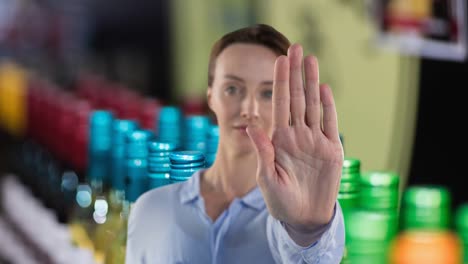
xmin=246 ymin=124 xmax=274 ymax=169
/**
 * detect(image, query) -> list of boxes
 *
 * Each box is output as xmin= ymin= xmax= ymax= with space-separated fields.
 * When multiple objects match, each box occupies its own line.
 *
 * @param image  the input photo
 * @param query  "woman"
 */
xmin=126 ymin=24 xmax=345 ymax=263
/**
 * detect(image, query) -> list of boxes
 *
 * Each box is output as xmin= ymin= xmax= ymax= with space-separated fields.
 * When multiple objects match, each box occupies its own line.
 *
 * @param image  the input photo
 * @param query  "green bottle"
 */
xmin=359 ymin=171 xmax=400 ymax=212
xmin=338 ymin=157 xmax=361 ymax=215
xmin=344 ymin=171 xmax=400 ymax=263
xmin=389 ymin=185 xmax=462 ymax=264
xmin=345 ymin=209 xmax=399 ymax=263
xmin=455 ymin=203 xmax=468 ymax=264
xmin=338 ymin=157 xmax=361 ymax=264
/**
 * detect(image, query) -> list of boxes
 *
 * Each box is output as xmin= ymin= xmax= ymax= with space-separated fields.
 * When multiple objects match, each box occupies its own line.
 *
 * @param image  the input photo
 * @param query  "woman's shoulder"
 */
xmin=129 ymin=171 xmax=203 ymax=225
xmin=133 ymin=182 xmax=185 ymax=212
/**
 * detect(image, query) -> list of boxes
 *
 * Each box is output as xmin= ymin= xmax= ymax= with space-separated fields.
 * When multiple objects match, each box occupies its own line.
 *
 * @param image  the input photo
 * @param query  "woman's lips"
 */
xmin=234 ymin=126 xmax=248 ymax=133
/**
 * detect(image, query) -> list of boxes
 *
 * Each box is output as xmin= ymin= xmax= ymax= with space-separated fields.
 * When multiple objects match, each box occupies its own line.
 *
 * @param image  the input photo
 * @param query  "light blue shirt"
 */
xmin=126 ymin=170 xmax=345 ymax=263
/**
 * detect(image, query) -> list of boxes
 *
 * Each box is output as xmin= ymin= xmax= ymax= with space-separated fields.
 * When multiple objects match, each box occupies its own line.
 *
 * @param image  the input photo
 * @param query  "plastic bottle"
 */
xmin=169 ymin=150 xmax=205 ymax=183
xmin=389 ymin=185 xmax=462 ymax=264
xmin=147 ymin=140 xmax=176 ymax=189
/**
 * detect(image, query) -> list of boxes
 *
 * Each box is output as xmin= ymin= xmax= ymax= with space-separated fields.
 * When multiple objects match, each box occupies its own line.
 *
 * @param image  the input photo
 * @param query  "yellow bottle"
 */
xmin=0 ymin=60 xmax=27 ymax=137
xmin=104 ymin=200 xmax=131 ymax=264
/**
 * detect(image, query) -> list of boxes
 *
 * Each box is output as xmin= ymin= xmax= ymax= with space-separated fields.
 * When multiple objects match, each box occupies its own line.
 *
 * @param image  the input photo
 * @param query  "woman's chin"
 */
xmin=232 ymin=141 xmax=255 ymax=154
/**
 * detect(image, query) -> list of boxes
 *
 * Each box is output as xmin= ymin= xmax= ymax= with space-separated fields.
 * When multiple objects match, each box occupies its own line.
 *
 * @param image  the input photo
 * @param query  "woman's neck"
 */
xmin=202 ymin=146 xmax=258 ymax=201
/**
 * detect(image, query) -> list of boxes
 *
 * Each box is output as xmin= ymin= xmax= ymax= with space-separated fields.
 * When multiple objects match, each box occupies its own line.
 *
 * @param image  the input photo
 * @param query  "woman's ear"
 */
xmin=207 ymin=87 xmax=213 ymax=111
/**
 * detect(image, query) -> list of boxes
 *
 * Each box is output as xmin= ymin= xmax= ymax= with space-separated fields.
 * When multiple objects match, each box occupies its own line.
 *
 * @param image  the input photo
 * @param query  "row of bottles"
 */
xmin=0 ymin=61 xmax=219 ymax=263
xmin=338 ymin=156 xmax=468 ymax=263
xmin=3 ymin=60 xmax=468 ymax=263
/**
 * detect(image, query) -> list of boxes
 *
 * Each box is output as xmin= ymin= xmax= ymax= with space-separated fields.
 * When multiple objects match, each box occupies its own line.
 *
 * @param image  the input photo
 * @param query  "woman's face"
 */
xmin=208 ymin=43 xmax=277 ymax=153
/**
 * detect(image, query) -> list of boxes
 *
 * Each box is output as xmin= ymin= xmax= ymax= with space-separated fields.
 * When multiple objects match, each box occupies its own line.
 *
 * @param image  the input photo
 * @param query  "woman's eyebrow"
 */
xmin=224 ymin=74 xmax=245 ymax=82
xmin=224 ymin=74 xmax=273 ymax=86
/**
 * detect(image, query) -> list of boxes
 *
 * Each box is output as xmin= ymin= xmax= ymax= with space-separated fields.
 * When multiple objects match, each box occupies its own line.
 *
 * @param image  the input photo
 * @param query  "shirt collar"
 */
xmin=179 ymin=169 xmax=203 ymax=204
xmin=178 ymin=169 xmax=266 ymax=211
xmin=240 ymin=187 xmax=265 ymax=211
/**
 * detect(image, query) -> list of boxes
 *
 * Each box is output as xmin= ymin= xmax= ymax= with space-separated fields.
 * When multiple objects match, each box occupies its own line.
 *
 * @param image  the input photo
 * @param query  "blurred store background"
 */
xmin=0 ymin=0 xmax=467 ymax=263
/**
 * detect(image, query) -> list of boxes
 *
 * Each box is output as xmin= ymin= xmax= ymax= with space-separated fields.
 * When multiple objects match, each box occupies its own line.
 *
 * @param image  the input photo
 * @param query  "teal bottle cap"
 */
xmin=126 ymin=130 xmax=152 ymax=143
xmin=112 ymin=119 xmax=138 ymax=145
xmin=147 ymin=140 xmax=177 ymax=152
xmin=170 ymin=151 xmax=205 ymax=164
xmin=185 ymin=115 xmax=210 ymax=130
xmin=89 ymin=110 xmax=114 ymax=151
xmin=170 ymin=167 xmax=203 ymax=178
xmin=159 ymin=106 xmax=182 ymax=122
xmin=90 ymin=110 xmax=113 ymax=125
xmin=170 ymin=161 xmax=206 ymax=169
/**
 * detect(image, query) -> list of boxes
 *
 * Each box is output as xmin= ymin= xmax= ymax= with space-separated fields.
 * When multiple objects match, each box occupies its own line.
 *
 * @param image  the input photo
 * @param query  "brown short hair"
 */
xmin=207 ymin=24 xmax=291 ymax=87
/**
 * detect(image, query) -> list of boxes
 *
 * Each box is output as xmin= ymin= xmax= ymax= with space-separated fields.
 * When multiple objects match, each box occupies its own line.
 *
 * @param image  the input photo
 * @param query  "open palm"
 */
xmin=247 ymin=43 xmax=344 ymax=234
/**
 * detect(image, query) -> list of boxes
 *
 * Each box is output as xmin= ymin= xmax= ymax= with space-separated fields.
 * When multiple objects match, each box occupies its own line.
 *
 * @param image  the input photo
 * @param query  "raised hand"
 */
xmin=246 ymin=43 xmax=344 ymax=242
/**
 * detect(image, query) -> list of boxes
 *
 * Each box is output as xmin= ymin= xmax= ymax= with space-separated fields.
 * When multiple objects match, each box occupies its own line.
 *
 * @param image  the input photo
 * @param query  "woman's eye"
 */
xmin=261 ymin=90 xmax=272 ymax=99
xmin=225 ymin=85 xmax=238 ymax=95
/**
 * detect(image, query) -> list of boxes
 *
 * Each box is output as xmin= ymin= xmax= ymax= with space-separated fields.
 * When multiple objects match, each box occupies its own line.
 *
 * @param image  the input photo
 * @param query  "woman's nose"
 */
xmin=240 ymin=96 xmax=259 ymax=119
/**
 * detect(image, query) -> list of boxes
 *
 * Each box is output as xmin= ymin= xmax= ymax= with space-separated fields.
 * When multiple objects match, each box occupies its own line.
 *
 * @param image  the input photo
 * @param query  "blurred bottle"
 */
xmin=125 ymin=129 xmax=152 ymax=203
xmin=157 ymin=106 xmax=183 ymax=149
xmin=338 ymin=157 xmax=361 ymax=264
xmin=338 ymin=158 xmax=361 ymax=217
xmin=455 ymin=203 xmax=468 ymax=264
xmin=360 ymin=171 xmax=400 ymax=213
xmin=69 ymin=184 xmax=96 ymax=257
xmin=389 ymin=185 xmax=462 ymax=264
xmin=147 ymin=140 xmax=176 ymax=189
xmin=0 ymin=61 xmax=27 ymax=138
xmin=92 ymin=119 xmax=138 ymax=258
xmin=344 ymin=171 xmax=400 ymax=263
xmin=109 ymin=119 xmax=139 ymax=202
xmin=170 ymin=150 xmax=205 ymax=183
xmin=69 ymin=110 xmax=114 ymax=263
xmin=103 ymin=197 xmax=132 ymax=264
xmin=344 ymin=209 xmax=399 ymax=264
xmin=103 ymin=131 xmax=153 ymax=264
xmin=183 ymin=115 xmax=210 ymax=154
xmin=87 ymin=110 xmax=114 ymax=192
